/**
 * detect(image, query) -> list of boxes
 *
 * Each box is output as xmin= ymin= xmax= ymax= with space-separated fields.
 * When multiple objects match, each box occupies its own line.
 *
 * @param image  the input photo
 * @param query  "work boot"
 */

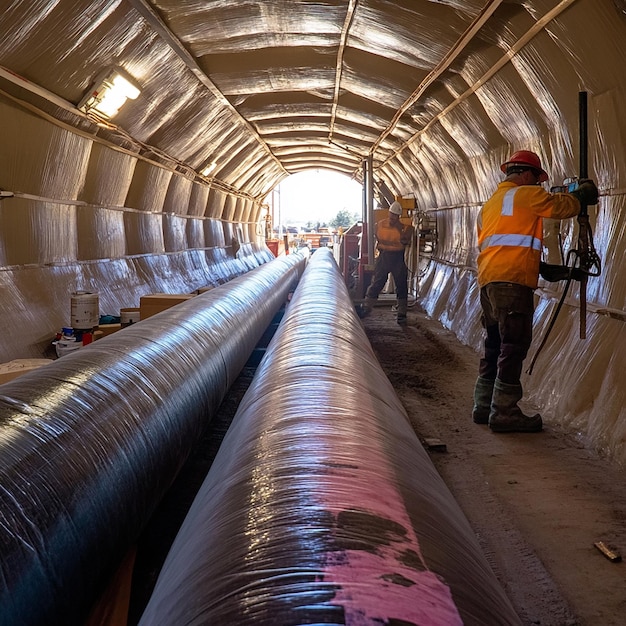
xmin=361 ymin=297 xmax=376 ymax=317
xmin=489 ymin=379 xmax=542 ymax=433
xmin=396 ymin=298 xmax=408 ymax=324
xmin=472 ymin=376 xmax=494 ymax=424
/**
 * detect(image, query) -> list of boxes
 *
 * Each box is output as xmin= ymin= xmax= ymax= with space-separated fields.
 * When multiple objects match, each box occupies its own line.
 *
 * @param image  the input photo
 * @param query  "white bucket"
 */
xmin=120 ymin=307 xmax=140 ymax=327
xmin=71 ymin=292 xmax=99 ymax=330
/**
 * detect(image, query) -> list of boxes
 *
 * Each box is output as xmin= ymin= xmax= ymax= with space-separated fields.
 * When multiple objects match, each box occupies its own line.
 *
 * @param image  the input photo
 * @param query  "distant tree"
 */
xmin=330 ymin=209 xmax=359 ymax=229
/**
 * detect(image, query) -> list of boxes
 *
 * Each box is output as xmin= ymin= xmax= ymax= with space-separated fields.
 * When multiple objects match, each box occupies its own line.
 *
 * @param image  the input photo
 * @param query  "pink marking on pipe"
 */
xmin=318 ymin=433 xmax=463 ymax=625
xmin=325 ymin=548 xmax=462 ymax=625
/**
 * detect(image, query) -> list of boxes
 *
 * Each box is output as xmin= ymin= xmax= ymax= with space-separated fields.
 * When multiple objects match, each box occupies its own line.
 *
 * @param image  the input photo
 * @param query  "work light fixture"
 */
xmin=201 ymin=161 xmax=218 ymax=177
xmin=78 ymin=67 xmax=141 ymax=118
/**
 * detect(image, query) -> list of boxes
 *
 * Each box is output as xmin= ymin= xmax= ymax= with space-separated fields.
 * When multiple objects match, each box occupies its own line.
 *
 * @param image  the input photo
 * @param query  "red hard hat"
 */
xmin=501 ymin=150 xmax=548 ymax=182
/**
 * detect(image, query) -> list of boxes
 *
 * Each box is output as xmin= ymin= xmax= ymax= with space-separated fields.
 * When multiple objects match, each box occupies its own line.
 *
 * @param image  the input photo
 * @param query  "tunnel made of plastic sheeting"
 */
xmin=0 ymin=252 xmax=307 ymax=626
xmin=138 ymin=248 xmax=521 ymax=626
xmin=3 ymin=0 xmax=626 ymax=465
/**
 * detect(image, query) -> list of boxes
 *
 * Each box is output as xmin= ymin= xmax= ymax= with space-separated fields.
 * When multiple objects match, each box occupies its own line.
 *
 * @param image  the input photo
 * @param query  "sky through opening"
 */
xmin=269 ymin=170 xmax=362 ymax=228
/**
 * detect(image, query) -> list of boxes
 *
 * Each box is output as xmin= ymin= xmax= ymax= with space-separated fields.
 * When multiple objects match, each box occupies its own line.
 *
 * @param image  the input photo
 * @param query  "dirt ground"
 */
xmin=361 ymin=298 xmax=626 ymax=626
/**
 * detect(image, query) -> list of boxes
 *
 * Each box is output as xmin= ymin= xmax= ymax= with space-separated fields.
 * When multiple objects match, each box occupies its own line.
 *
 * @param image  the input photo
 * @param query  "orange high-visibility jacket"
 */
xmin=477 ymin=181 xmax=580 ymax=289
xmin=376 ymin=219 xmax=412 ymax=251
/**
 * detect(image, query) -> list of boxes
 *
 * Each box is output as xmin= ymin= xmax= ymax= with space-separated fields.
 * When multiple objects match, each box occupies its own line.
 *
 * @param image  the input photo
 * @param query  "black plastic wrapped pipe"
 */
xmin=139 ymin=248 xmax=522 ymax=626
xmin=0 ymin=252 xmax=307 ymax=626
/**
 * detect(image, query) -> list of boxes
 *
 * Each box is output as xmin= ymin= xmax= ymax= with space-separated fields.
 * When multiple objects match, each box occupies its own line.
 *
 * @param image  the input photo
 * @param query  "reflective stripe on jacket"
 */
xmin=376 ymin=218 xmax=410 ymax=251
xmin=477 ymin=181 xmax=580 ymax=289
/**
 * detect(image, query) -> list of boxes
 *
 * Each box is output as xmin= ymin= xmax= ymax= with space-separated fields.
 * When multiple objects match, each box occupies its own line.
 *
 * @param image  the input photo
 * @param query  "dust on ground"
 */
xmin=362 ymin=299 xmax=626 ymax=626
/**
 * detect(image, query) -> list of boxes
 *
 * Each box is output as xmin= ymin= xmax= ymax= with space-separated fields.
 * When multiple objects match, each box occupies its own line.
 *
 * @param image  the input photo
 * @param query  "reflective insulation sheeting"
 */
xmin=0 ymin=252 xmax=307 ymax=626
xmin=0 ymin=93 xmax=274 ymax=363
xmin=139 ymin=248 xmax=521 ymax=626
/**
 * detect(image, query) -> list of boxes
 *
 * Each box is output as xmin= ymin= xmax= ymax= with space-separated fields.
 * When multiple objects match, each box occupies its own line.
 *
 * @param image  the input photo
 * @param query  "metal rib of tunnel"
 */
xmin=0 ymin=251 xmax=307 ymax=626
xmin=139 ymin=247 xmax=522 ymax=626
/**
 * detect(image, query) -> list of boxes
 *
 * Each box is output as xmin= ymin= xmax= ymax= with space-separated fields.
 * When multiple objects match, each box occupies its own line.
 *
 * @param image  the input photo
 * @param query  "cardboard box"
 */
xmin=96 ymin=323 xmax=122 ymax=337
xmin=0 ymin=359 xmax=54 ymax=385
xmin=139 ymin=294 xmax=195 ymax=320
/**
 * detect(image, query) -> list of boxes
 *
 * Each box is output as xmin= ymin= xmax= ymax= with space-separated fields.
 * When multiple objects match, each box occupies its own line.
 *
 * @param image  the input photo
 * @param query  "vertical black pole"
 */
xmin=578 ymin=91 xmax=589 ymax=338
xmin=579 ymin=91 xmax=588 ymax=186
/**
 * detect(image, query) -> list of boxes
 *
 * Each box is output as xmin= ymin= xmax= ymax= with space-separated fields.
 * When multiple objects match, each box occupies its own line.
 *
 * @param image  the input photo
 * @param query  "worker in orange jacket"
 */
xmin=473 ymin=150 xmax=598 ymax=433
xmin=363 ymin=201 xmax=414 ymax=324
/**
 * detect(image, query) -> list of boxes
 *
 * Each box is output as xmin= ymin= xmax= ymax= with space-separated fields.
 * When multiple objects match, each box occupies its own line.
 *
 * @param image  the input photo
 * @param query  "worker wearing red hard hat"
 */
xmin=362 ymin=200 xmax=414 ymax=324
xmin=500 ymin=150 xmax=549 ymax=181
xmin=473 ymin=150 xmax=599 ymax=433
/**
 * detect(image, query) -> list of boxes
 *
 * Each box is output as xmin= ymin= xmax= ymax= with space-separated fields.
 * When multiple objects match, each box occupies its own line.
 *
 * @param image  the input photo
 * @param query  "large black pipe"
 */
xmin=0 ymin=252 xmax=307 ymax=626
xmin=139 ymin=248 xmax=522 ymax=626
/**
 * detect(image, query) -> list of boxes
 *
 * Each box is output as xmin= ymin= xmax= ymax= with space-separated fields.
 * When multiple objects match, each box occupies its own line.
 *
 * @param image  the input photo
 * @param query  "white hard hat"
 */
xmin=389 ymin=201 xmax=402 ymax=215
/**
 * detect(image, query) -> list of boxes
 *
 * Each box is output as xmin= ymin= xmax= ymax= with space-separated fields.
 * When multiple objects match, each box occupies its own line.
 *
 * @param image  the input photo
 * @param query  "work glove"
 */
xmin=571 ymin=179 xmax=599 ymax=206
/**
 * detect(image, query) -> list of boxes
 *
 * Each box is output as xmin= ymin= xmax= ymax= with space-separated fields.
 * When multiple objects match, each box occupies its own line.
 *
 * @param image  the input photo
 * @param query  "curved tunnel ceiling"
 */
xmin=0 ymin=0 xmax=593 ymax=201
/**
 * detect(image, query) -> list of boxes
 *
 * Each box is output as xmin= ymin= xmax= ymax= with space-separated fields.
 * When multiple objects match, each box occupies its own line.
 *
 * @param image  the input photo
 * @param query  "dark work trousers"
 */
xmin=479 ymin=282 xmax=534 ymax=385
xmin=366 ymin=250 xmax=408 ymax=300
